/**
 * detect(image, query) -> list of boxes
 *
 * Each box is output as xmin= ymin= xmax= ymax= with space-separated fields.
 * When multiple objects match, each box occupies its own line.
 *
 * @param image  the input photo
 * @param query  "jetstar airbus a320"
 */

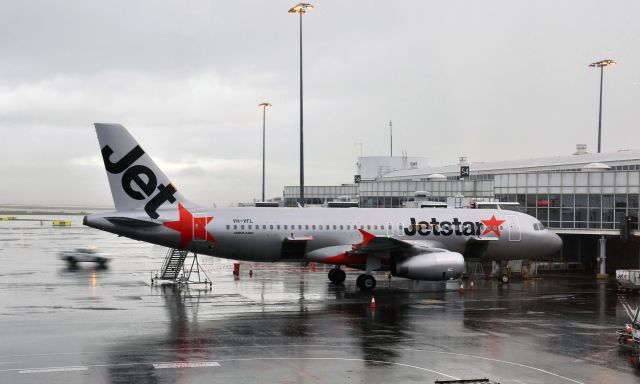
xmin=84 ymin=124 xmax=562 ymax=291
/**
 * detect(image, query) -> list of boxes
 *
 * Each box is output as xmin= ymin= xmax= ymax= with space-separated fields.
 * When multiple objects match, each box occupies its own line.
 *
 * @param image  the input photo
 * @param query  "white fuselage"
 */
xmin=85 ymin=206 xmax=561 ymax=264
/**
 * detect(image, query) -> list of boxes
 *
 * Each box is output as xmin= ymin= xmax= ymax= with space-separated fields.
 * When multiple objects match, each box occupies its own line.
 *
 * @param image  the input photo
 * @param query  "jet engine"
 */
xmin=392 ymin=251 xmax=464 ymax=281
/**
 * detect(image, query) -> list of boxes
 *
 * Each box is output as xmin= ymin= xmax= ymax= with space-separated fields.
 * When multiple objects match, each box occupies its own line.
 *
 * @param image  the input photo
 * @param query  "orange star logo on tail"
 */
xmin=163 ymin=203 xmax=216 ymax=248
xmin=480 ymin=215 xmax=505 ymax=237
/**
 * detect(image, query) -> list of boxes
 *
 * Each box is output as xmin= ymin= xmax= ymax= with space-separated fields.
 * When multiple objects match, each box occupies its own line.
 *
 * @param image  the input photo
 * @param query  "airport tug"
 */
xmin=617 ymin=308 xmax=640 ymax=349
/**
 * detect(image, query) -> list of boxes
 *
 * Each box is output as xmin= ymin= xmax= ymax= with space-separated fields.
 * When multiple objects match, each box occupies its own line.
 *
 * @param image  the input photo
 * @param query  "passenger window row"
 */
xmin=225 ymin=224 xmax=394 ymax=231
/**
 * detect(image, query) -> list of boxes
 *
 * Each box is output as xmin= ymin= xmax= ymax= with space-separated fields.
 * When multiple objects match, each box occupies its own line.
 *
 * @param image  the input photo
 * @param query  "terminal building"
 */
xmin=283 ymin=145 xmax=640 ymax=275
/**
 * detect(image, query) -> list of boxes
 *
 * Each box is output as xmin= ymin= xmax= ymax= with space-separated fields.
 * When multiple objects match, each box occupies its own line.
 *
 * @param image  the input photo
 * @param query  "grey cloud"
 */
xmin=1 ymin=1 xmax=639 ymax=206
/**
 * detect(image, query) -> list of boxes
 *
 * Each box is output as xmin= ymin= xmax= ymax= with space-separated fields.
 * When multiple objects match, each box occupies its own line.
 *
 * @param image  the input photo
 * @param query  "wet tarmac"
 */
xmin=1 ymin=216 xmax=639 ymax=383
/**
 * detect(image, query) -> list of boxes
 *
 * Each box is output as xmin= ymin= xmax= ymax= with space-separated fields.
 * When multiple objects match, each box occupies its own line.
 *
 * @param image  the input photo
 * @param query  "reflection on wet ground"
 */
xmin=0 ymin=216 xmax=639 ymax=383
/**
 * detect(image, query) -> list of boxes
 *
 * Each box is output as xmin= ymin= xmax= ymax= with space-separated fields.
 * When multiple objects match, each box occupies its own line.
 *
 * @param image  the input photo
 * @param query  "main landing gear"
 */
xmin=356 ymin=274 xmax=376 ymax=291
xmin=327 ymin=267 xmax=377 ymax=291
xmin=328 ymin=267 xmax=346 ymax=284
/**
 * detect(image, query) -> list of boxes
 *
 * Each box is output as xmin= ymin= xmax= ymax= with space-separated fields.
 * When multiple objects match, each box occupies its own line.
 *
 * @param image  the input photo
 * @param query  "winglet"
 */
xmin=358 ymin=228 xmax=377 ymax=245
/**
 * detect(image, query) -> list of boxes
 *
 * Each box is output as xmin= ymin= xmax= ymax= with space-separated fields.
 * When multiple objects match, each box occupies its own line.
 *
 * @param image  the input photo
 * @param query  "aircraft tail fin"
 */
xmin=94 ymin=123 xmax=187 ymax=218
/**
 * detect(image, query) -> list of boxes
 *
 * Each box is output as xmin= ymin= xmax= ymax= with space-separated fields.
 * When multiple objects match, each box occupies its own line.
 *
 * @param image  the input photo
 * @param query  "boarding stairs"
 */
xmin=151 ymin=248 xmax=212 ymax=288
xmin=161 ymin=249 xmax=188 ymax=280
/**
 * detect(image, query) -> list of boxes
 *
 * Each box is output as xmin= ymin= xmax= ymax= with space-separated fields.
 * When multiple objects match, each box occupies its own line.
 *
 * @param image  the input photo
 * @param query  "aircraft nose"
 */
xmin=543 ymin=231 xmax=563 ymax=257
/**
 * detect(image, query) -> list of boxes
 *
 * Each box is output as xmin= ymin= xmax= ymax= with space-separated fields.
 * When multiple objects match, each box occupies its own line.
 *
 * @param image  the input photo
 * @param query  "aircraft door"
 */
xmin=193 ymin=211 xmax=214 ymax=243
xmin=505 ymin=214 xmax=521 ymax=241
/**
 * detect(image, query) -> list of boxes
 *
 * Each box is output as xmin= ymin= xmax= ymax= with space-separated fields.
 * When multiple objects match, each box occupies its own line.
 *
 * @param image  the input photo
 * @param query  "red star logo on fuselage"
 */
xmin=480 ymin=215 xmax=506 ymax=237
xmin=163 ymin=203 xmax=216 ymax=249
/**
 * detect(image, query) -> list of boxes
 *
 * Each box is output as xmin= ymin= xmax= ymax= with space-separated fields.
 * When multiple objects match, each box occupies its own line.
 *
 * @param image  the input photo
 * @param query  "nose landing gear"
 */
xmin=500 ymin=265 xmax=512 ymax=284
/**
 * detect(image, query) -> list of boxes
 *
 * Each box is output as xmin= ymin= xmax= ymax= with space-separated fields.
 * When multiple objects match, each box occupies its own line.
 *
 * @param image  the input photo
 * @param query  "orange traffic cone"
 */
xmin=458 ymin=283 xmax=465 ymax=294
xmin=370 ymin=296 xmax=377 ymax=309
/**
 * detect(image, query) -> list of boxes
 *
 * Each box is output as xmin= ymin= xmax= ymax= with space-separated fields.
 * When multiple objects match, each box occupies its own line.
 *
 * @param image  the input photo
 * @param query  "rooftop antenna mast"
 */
xmin=389 ymin=120 xmax=393 ymax=157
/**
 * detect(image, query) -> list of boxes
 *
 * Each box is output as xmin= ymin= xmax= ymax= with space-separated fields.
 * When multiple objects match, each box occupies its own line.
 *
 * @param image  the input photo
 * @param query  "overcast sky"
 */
xmin=1 ymin=0 xmax=639 ymax=207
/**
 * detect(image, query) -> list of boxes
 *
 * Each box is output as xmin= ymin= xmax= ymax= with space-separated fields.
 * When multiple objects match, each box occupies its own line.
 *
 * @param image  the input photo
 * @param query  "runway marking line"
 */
xmin=213 ymin=357 xmax=460 ymax=380
xmin=19 ymin=366 xmax=88 ymax=374
xmin=4 ymin=357 xmax=458 ymax=380
xmin=153 ymin=361 xmax=220 ymax=369
xmin=0 ymin=345 xmax=592 ymax=382
xmin=399 ymin=349 xmax=585 ymax=384
xmin=617 ymin=294 xmax=635 ymax=321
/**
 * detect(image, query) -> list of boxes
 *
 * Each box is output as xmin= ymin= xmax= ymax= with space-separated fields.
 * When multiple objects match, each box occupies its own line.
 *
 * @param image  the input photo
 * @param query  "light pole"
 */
xmin=588 ymin=59 xmax=616 ymax=153
xmin=389 ymin=120 xmax=393 ymax=157
xmin=258 ymin=102 xmax=272 ymax=202
xmin=289 ymin=2 xmax=314 ymax=207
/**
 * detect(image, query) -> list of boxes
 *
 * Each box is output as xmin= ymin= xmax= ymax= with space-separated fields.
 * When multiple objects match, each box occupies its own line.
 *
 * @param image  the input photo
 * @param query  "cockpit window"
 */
xmin=538 ymin=221 xmax=545 ymax=230
xmin=533 ymin=222 xmax=545 ymax=231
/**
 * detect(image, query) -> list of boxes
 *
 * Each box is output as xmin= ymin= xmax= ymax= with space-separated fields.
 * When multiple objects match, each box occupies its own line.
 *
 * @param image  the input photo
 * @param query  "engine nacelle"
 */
xmin=392 ymin=251 xmax=464 ymax=281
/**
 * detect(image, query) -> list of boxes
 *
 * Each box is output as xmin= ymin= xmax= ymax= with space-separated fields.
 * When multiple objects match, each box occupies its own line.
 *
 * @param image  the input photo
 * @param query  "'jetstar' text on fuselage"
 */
xmin=403 ymin=217 xmax=485 ymax=237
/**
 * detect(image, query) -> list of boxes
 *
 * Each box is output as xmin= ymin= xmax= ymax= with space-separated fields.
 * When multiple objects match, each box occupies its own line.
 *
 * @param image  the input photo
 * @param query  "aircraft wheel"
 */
xmin=501 ymin=274 xmax=510 ymax=284
xmin=357 ymin=274 xmax=376 ymax=291
xmin=328 ymin=268 xmax=345 ymax=284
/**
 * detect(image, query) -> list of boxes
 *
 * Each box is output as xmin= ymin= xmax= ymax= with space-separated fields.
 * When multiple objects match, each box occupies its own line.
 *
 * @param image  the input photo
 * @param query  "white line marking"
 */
xmin=4 ymin=358 xmax=457 ymax=380
xmin=153 ymin=361 xmax=220 ymax=369
xmin=618 ymin=294 xmax=634 ymax=320
xmin=0 ymin=346 xmax=588 ymax=383
xmin=623 ymin=303 xmax=634 ymax=320
xmin=401 ymin=350 xmax=585 ymax=384
xmin=214 ymin=357 xmax=460 ymax=380
xmin=19 ymin=366 xmax=88 ymax=374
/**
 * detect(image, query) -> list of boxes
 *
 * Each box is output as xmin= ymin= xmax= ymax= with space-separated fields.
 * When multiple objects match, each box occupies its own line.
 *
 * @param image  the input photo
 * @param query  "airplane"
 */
xmin=84 ymin=123 xmax=562 ymax=291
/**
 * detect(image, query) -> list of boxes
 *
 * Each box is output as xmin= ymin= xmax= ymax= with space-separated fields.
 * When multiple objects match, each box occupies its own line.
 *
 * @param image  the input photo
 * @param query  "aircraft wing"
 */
xmin=305 ymin=229 xmax=447 ymax=264
xmin=306 ymin=229 xmax=466 ymax=281
xmin=351 ymin=230 xmax=413 ymax=254
xmin=353 ymin=232 xmax=452 ymax=257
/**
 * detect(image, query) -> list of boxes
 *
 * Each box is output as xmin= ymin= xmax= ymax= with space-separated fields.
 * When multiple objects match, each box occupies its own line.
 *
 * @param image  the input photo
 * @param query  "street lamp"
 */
xmin=289 ymin=2 xmax=314 ymax=207
xmin=258 ymin=102 xmax=272 ymax=202
xmin=588 ymin=59 xmax=616 ymax=153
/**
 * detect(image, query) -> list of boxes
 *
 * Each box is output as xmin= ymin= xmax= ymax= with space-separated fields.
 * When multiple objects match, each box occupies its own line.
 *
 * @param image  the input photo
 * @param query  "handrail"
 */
xmin=160 ymin=248 xmax=173 ymax=275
